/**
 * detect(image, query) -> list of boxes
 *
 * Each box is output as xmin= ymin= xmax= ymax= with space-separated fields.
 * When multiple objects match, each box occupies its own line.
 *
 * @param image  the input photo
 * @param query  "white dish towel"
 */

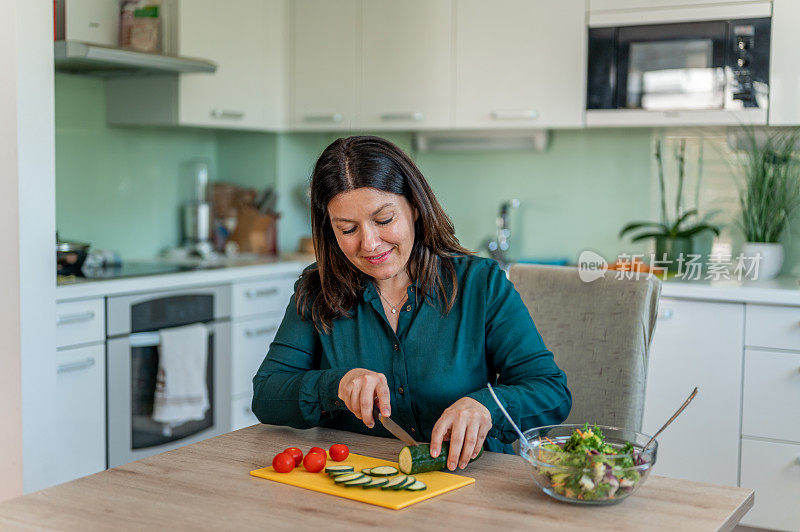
xmin=152 ymin=322 xmax=210 ymax=427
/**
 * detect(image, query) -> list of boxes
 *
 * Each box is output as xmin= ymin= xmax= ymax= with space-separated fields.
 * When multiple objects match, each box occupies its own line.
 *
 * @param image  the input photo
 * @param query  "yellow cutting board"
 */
xmin=250 ymin=452 xmax=474 ymax=510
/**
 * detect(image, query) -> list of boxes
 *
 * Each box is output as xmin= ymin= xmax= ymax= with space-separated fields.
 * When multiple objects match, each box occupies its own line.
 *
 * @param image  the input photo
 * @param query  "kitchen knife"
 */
xmin=373 ymin=406 xmax=418 ymax=447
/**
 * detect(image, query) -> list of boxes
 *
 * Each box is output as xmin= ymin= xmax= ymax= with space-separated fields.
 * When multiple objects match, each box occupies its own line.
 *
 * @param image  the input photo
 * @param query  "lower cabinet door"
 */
xmin=642 ymin=298 xmax=744 ymax=486
xmin=740 ymin=438 xmax=800 ymax=531
xmin=232 ymin=394 xmax=259 ymax=431
xmin=55 ymin=344 xmax=106 ymax=484
xmin=232 ymin=315 xmax=281 ymax=397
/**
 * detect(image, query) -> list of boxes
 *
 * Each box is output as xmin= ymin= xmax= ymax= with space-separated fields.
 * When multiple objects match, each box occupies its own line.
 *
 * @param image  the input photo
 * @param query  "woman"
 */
xmin=253 ymin=136 xmax=571 ymax=471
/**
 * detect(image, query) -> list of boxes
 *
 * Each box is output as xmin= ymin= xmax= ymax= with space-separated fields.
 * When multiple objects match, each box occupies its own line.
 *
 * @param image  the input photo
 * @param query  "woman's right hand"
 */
xmin=338 ymin=369 xmax=391 ymax=428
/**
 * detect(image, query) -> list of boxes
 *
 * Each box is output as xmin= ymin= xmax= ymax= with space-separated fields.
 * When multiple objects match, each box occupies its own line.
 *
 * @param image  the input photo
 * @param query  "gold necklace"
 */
xmin=376 ymin=285 xmax=409 ymax=314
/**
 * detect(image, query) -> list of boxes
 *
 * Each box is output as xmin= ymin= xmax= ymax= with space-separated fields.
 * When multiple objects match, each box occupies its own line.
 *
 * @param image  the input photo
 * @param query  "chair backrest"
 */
xmin=508 ymin=264 xmax=662 ymax=431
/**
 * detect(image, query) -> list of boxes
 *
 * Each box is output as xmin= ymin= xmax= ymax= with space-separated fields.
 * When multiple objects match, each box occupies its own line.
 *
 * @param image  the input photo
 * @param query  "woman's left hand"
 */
xmin=430 ymin=397 xmax=492 ymax=471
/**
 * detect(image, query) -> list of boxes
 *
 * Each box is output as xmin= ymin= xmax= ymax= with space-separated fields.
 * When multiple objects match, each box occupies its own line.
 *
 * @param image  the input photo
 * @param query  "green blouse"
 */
xmin=252 ymin=254 xmax=571 ymax=454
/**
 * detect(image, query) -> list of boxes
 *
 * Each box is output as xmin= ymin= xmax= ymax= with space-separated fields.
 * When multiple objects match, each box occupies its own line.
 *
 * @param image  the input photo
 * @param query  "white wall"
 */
xmin=0 ymin=0 xmax=23 ymax=502
xmin=16 ymin=0 xmax=58 ymax=494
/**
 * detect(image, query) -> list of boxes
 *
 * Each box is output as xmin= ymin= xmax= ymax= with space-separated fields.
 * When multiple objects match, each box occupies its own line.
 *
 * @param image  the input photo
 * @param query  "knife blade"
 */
xmin=373 ymin=406 xmax=418 ymax=447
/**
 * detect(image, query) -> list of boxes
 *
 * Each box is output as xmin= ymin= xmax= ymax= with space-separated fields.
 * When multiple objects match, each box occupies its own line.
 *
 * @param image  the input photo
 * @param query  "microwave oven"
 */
xmin=586 ymin=16 xmax=771 ymax=126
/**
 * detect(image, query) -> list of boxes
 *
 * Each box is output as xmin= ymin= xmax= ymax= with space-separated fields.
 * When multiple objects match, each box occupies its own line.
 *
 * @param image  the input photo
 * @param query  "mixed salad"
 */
xmin=532 ymin=423 xmax=646 ymax=501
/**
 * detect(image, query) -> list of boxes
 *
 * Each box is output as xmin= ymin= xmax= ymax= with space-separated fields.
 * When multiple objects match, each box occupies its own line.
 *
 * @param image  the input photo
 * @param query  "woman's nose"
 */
xmin=361 ymin=225 xmax=381 ymax=252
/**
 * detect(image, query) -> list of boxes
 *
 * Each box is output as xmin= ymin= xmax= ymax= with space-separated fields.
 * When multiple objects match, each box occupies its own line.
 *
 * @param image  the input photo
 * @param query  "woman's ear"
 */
xmin=413 ymin=207 xmax=419 ymax=222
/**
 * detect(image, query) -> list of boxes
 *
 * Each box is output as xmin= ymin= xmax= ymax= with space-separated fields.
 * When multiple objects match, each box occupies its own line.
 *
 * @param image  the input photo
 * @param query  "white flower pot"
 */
xmin=741 ymin=242 xmax=784 ymax=280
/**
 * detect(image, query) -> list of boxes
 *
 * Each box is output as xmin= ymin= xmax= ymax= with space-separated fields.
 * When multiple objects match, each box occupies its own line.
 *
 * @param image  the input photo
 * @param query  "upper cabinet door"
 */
xmin=291 ymin=0 xmax=358 ymax=131
xmin=361 ymin=0 xmax=453 ymax=130
xmin=455 ymin=0 xmax=585 ymax=129
xmin=178 ymin=0 xmax=286 ymax=130
xmin=769 ymin=0 xmax=800 ymax=126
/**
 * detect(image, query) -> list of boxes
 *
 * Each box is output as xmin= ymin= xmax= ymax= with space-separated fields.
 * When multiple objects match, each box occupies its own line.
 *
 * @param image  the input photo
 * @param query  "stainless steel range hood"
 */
xmin=54 ymin=40 xmax=216 ymax=77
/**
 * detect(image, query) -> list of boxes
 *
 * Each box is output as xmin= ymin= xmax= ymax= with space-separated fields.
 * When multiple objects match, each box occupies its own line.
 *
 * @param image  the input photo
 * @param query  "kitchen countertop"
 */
xmin=0 ymin=424 xmax=752 ymax=531
xmin=660 ymin=274 xmax=800 ymax=305
xmin=56 ymin=254 xmax=315 ymax=302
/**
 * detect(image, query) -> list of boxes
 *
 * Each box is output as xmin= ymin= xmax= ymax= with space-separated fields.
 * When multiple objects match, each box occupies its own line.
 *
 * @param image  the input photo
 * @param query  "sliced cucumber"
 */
xmin=392 ymin=475 xmax=416 ymax=490
xmin=369 ymin=466 xmax=398 ymax=476
xmin=333 ymin=472 xmax=365 ymax=483
xmin=342 ymin=476 xmax=372 ymax=487
xmin=360 ymin=468 xmax=372 ymax=475
xmin=398 ymin=443 xmax=483 ymax=475
xmin=405 ymin=480 xmax=427 ymax=491
xmin=380 ymin=475 xmax=409 ymax=490
xmin=325 ymin=465 xmax=354 ymax=473
xmin=328 ymin=470 xmax=353 ymax=477
xmin=361 ymin=477 xmax=389 ymax=489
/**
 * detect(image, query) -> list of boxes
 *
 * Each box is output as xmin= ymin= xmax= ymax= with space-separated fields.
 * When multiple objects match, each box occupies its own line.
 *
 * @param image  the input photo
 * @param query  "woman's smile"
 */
xmin=364 ymin=248 xmax=393 ymax=264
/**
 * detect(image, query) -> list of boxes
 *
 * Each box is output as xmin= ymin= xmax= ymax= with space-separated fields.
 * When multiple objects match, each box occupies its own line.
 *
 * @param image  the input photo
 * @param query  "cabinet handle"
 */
xmin=245 ymin=325 xmax=278 ymax=338
xmin=491 ymin=109 xmax=539 ymax=120
xmin=210 ymin=109 xmax=245 ymax=120
xmin=657 ymin=309 xmax=674 ymax=320
xmin=57 ymin=357 xmax=96 ymax=374
xmin=380 ymin=111 xmax=424 ymax=122
xmin=56 ymin=311 xmax=95 ymax=325
xmin=245 ymin=287 xmax=279 ymax=299
xmin=301 ymin=113 xmax=343 ymax=123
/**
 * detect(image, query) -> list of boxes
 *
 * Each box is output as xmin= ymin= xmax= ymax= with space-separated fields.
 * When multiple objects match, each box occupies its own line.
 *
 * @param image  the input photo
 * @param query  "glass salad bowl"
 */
xmin=520 ymin=424 xmax=657 ymax=505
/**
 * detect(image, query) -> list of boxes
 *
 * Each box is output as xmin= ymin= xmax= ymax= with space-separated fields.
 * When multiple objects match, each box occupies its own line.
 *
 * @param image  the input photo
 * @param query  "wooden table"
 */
xmin=0 ymin=425 xmax=753 ymax=531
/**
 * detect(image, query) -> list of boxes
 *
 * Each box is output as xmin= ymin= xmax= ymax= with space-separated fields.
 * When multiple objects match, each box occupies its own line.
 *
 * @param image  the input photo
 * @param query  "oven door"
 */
xmin=107 ymin=320 xmax=231 ymax=468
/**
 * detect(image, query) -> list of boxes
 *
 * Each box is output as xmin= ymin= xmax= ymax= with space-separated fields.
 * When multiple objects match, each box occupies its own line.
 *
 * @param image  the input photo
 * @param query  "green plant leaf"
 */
xmin=619 ymin=222 xmax=669 ymax=238
xmin=674 ymin=224 xmax=721 ymax=238
xmin=630 ymin=230 xmax=671 ymax=242
xmin=670 ymin=209 xmax=699 ymax=233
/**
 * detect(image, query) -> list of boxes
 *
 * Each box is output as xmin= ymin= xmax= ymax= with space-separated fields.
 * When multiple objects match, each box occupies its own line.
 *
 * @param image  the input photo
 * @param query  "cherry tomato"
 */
xmin=308 ymin=446 xmax=327 ymax=457
xmin=329 ymin=444 xmax=349 ymax=462
xmin=303 ymin=451 xmax=326 ymax=473
xmin=272 ymin=452 xmax=295 ymax=473
xmin=284 ymin=447 xmax=303 ymax=467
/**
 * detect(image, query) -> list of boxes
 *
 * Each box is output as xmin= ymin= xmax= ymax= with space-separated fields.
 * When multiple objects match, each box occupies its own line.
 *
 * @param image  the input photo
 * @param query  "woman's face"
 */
xmin=327 ymin=187 xmax=417 ymax=282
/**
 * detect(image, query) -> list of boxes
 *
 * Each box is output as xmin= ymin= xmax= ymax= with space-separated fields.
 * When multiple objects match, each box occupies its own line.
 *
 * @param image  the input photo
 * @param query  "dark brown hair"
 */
xmin=296 ymin=135 xmax=470 ymax=332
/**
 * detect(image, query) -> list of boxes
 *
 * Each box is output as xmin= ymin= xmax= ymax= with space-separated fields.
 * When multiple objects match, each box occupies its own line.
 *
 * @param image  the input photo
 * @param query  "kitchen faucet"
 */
xmin=485 ymin=199 xmax=520 ymax=270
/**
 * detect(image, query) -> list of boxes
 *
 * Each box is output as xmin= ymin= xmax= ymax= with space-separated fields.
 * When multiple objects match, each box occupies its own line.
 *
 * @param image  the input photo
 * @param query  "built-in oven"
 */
xmin=586 ymin=3 xmax=771 ymax=126
xmin=106 ymin=284 xmax=231 ymax=468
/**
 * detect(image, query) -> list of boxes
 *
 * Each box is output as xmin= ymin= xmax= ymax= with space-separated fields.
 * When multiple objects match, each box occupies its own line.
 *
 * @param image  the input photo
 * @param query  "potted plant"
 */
xmin=619 ymin=138 xmax=720 ymax=270
xmin=736 ymin=127 xmax=800 ymax=280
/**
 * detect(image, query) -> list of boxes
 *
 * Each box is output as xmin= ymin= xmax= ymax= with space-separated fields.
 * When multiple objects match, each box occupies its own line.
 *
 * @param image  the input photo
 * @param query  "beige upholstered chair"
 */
xmin=508 ymin=264 xmax=662 ymax=431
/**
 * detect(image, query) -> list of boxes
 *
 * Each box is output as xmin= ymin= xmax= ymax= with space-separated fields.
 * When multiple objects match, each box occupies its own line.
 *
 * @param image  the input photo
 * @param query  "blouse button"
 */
xmin=410 ymin=428 xmax=416 ymax=433
xmin=405 ymin=305 xmax=411 ymax=311
xmin=334 ymin=400 xmax=341 ymax=407
xmin=393 ymin=343 xmax=399 ymax=351
xmin=398 ymin=386 xmax=404 ymax=395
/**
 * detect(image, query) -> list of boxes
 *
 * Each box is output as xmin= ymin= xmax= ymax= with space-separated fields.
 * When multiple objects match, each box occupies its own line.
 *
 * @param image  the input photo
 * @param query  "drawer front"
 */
xmin=56 ymin=298 xmax=105 ymax=349
xmin=740 ymin=438 xmax=800 ymax=531
xmin=232 ymin=277 xmax=294 ymax=319
xmin=745 ymin=304 xmax=800 ymax=351
xmin=232 ymin=315 xmax=281 ymax=397
xmin=743 ymin=349 xmax=800 ymax=442
xmin=55 ymin=344 xmax=107 ymax=484
xmin=231 ymin=393 xmax=258 ymax=431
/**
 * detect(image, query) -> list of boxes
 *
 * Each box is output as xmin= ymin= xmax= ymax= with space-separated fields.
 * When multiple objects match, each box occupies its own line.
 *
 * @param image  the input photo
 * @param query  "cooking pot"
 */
xmin=57 ymin=239 xmax=90 ymax=275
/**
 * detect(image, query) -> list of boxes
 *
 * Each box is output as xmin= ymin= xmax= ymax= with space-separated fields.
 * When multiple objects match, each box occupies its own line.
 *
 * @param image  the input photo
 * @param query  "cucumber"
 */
xmin=342 ymin=476 xmax=372 ymax=487
xmin=360 ymin=468 xmax=372 ymax=475
xmin=380 ymin=475 xmax=409 ymax=490
xmin=398 ymin=443 xmax=483 ymax=475
xmin=333 ymin=472 xmax=365 ymax=483
xmin=328 ymin=471 xmax=353 ymax=477
xmin=368 ymin=466 xmax=398 ymax=476
xmin=405 ymin=480 xmax=427 ymax=491
xmin=361 ymin=477 xmax=389 ymax=489
xmin=392 ymin=476 xmax=416 ymax=490
xmin=325 ymin=465 xmax=354 ymax=473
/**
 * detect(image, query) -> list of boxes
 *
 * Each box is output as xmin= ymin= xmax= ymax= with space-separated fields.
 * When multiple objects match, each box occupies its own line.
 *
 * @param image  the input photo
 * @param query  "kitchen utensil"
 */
xmin=520 ymin=424 xmax=657 ymax=505
xmin=250 ymin=452 xmax=474 ymax=510
xmin=486 ymin=382 xmax=529 ymax=452
xmin=373 ymin=406 xmax=418 ymax=447
xmin=56 ymin=237 xmax=91 ymax=275
xmin=643 ymin=386 xmax=698 ymax=452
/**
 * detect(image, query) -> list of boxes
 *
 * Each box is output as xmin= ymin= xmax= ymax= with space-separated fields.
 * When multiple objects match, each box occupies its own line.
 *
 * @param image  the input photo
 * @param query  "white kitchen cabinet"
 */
xmin=232 ymin=394 xmax=259 ymax=431
xmin=360 ymin=0 xmax=453 ymax=130
xmin=107 ymin=0 xmax=287 ymax=131
xmin=769 ymin=0 xmax=800 ymax=126
xmin=742 ymin=348 xmax=800 ymax=443
xmin=55 ymin=343 xmax=106 ymax=484
xmin=56 ymin=298 xmax=105 ymax=349
xmin=232 ymin=315 xmax=281 ymax=397
xmin=290 ymin=0 xmax=358 ymax=131
xmin=740 ymin=438 xmax=800 ymax=532
xmin=642 ymin=298 xmax=744 ymax=487
xmin=454 ymin=0 xmax=585 ymax=129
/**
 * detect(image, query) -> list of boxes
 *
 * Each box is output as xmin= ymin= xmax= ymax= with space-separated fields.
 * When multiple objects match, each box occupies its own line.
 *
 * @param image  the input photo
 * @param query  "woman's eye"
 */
xmin=376 ymin=217 xmax=393 ymax=226
xmin=341 ymin=227 xmax=357 ymax=235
